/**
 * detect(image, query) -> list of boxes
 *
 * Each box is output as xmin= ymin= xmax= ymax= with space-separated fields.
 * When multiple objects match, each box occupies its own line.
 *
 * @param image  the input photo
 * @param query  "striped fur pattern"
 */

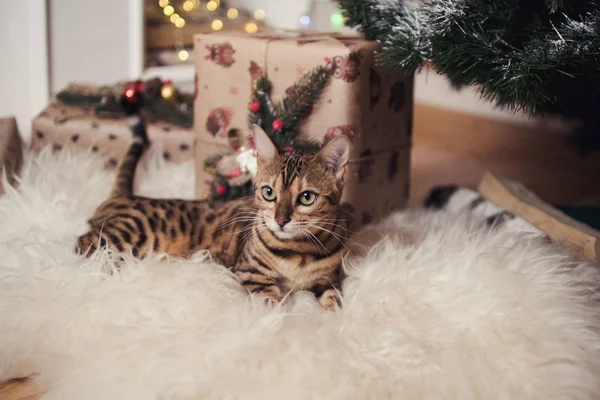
xmin=76 ymin=119 xmax=351 ymax=310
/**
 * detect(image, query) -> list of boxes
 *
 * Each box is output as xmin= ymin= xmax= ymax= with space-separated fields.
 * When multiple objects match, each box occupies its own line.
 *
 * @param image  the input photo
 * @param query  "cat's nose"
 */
xmin=276 ymin=217 xmax=290 ymax=229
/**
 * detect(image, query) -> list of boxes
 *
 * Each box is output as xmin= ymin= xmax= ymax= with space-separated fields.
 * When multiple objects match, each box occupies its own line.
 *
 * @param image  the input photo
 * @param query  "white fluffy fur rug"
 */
xmin=1 ymin=147 xmax=600 ymax=400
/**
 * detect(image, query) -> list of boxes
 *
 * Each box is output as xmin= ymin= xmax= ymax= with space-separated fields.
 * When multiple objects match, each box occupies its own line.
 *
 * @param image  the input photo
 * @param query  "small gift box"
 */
xmin=31 ymin=82 xmax=195 ymax=169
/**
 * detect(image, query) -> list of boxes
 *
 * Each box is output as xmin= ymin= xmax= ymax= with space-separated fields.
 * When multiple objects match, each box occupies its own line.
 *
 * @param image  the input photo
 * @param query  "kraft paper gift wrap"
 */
xmin=31 ymin=98 xmax=195 ymax=169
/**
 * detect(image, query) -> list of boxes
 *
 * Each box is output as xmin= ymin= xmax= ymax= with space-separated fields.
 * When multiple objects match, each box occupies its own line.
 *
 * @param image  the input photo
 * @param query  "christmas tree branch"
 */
xmin=281 ymin=65 xmax=331 ymax=135
xmin=335 ymin=0 xmax=600 ymax=146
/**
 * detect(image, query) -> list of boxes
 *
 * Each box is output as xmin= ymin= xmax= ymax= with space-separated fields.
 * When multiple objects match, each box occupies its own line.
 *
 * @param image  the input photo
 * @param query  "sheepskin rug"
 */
xmin=1 ymin=146 xmax=600 ymax=400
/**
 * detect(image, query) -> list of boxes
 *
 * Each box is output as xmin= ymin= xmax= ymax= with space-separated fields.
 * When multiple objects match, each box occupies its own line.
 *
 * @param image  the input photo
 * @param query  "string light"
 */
xmin=244 ymin=22 xmax=258 ymax=33
xmin=254 ymin=9 xmax=265 ymax=20
xmin=178 ymin=50 xmax=190 ymax=61
xmin=300 ymin=15 xmax=310 ymax=26
xmin=182 ymin=0 xmax=194 ymax=11
xmin=170 ymin=13 xmax=180 ymax=23
xmin=163 ymin=5 xmax=174 ymax=15
xmin=175 ymin=17 xmax=186 ymax=28
xmin=211 ymin=19 xmax=224 ymax=31
xmin=158 ymin=0 xmax=169 ymax=7
xmin=161 ymin=83 xmax=175 ymax=98
xmin=227 ymin=8 xmax=239 ymax=19
xmin=206 ymin=0 xmax=218 ymax=11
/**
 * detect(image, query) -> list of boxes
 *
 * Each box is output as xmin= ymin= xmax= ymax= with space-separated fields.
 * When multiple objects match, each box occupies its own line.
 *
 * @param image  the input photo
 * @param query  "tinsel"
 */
xmin=336 ymin=0 xmax=600 ymax=150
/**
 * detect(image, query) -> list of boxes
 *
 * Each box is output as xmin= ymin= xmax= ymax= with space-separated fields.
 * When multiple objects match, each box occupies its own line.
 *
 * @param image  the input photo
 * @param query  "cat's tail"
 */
xmin=108 ymin=97 xmax=150 ymax=199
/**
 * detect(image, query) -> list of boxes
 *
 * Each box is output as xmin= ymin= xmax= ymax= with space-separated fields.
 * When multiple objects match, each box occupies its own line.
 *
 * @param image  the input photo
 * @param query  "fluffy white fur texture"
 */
xmin=1 ymin=147 xmax=600 ymax=400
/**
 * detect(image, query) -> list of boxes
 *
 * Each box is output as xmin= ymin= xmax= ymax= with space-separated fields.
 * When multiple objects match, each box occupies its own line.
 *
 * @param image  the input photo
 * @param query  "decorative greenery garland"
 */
xmin=56 ymin=78 xmax=194 ymax=128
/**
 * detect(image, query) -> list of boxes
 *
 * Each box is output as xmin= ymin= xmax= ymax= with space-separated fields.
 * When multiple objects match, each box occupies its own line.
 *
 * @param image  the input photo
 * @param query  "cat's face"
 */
xmin=252 ymin=125 xmax=351 ymax=240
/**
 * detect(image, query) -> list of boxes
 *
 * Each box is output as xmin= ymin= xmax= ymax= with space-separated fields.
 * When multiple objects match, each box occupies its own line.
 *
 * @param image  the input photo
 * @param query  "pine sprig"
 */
xmin=281 ymin=65 xmax=331 ymax=135
xmin=248 ymin=66 xmax=332 ymax=152
xmin=56 ymin=85 xmax=106 ymax=107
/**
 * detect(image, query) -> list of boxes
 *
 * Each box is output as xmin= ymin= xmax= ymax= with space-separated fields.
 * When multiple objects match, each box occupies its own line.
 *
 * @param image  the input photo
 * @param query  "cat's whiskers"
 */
xmin=307 ymin=223 xmax=349 ymax=252
xmin=242 ymin=223 xmax=268 ymax=246
xmin=239 ymin=218 xmax=268 ymax=245
xmin=217 ymin=215 xmax=257 ymax=228
xmin=311 ymin=219 xmax=355 ymax=234
xmin=300 ymin=228 xmax=327 ymax=255
xmin=216 ymin=211 xmax=260 ymax=230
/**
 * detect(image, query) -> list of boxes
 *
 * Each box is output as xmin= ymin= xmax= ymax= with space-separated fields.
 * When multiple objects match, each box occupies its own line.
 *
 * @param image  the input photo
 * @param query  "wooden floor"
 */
xmin=409 ymin=104 xmax=600 ymax=206
xmin=1 ymin=104 xmax=599 ymax=399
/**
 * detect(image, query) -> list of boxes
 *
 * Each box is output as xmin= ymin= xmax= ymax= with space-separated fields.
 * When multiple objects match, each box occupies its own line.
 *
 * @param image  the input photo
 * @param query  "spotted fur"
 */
xmin=76 ymin=114 xmax=352 ymax=310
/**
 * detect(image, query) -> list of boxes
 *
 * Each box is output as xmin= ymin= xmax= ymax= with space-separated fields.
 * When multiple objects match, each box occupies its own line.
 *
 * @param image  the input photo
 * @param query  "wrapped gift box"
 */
xmin=193 ymin=31 xmax=413 ymax=228
xmin=31 ymin=99 xmax=195 ymax=169
xmin=0 ymin=116 xmax=24 ymax=195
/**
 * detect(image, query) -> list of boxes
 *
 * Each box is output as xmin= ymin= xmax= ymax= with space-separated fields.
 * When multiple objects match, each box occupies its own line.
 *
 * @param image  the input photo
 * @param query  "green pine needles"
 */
xmin=336 ymin=0 xmax=600 ymax=149
xmin=56 ymin=80 xmax=194 ymax=129
xmin=248 ymin=65 xmax=331 ymax=153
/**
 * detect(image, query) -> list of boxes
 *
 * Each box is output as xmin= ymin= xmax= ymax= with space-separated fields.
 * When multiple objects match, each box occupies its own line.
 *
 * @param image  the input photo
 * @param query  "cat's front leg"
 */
xmin=234 ymin=268 xmax=283 ymax=306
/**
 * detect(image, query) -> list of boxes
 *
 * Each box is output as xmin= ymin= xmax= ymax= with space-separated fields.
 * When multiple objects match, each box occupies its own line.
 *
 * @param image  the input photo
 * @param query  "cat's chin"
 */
xmin=270 ymin=230 xmax=300 ymax=240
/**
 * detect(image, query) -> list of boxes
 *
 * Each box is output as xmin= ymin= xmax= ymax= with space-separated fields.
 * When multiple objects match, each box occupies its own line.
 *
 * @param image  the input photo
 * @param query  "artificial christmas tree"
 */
xmin=336 ymin=0 xmax=600 ymax=152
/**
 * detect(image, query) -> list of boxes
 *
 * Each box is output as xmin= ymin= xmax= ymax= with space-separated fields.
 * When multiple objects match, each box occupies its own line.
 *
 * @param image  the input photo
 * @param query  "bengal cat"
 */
xmin=76 ymin=109 xmax=351 ymax=310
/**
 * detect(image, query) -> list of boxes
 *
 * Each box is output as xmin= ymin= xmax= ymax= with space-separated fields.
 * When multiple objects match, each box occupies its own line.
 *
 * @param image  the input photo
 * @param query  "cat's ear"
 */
xmin=252 ymin=124 xmax=277 ymax=166
xmin=317 ymin=135 xmax=351 ymax=180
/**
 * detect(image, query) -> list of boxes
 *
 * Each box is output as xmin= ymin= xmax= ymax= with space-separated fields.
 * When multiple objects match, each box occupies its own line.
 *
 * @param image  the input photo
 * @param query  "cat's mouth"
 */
xmin=265 ymin=219 xmax=300 ymax=240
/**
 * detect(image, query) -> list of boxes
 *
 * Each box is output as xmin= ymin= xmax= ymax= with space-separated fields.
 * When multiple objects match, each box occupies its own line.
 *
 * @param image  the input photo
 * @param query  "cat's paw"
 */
xmin=319 ymin=289 xmax=341 ymax=312
xmin=253 ymin=286 xmax=282 ymax=307
xmin=262 ymin=294 xmax=282 ymax=307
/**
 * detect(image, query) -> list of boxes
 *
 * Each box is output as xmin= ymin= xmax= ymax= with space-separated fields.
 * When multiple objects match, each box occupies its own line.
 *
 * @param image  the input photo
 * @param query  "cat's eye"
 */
xmin=261 ymin=186 xmax=277 ymax=202
xmin=298 ymin=191 xmax=318 ymax=206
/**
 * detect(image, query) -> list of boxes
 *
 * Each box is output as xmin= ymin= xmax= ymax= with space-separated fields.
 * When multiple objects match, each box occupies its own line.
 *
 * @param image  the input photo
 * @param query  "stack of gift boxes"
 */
xmin=2 ymin=31 xmax=414 ymax=229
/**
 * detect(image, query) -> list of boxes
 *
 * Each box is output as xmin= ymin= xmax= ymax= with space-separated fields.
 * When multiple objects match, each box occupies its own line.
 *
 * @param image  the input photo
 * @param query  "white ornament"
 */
xmin=236 ymin=147 xmax=258 ymax=177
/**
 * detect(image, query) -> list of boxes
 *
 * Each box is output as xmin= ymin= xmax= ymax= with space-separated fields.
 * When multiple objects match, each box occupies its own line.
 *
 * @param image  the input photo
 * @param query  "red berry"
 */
xmin=272 ymin=119 xmax=283 ymax=131
xmin=285 ymin=146 xmax=293 ymax=152
xmin=216 ymin=185 xmax=227 ymax=195
xmin=250 ymin=101 xmax=260 ymax=112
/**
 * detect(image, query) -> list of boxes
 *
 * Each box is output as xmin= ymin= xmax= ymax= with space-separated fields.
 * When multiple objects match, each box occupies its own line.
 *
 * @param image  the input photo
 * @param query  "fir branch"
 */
xmin=335 ymin=0 xmax=600 ymax=148
xmin=281 ymin=66 xmax=331 ymax=138
xmin=56 ymin=84 xmax=105 ymax=107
